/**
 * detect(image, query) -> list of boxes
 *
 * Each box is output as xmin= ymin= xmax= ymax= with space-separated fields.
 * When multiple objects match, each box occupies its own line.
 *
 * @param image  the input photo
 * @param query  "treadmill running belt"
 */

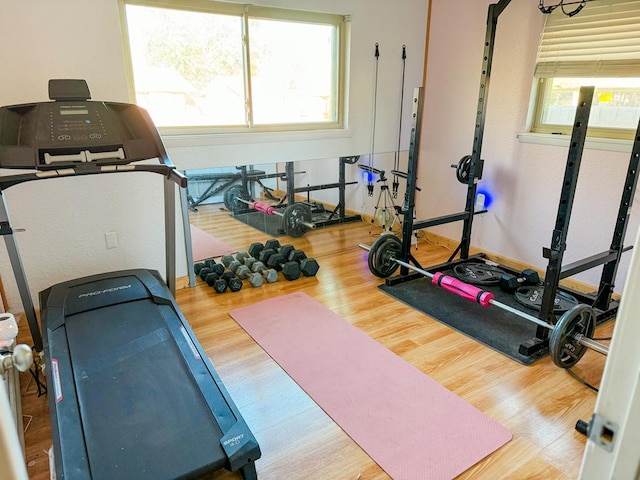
xmin=66 ymin=300 xmax=225 ymax=478
xmin=41 ymin=269 xmax=260 ymax=480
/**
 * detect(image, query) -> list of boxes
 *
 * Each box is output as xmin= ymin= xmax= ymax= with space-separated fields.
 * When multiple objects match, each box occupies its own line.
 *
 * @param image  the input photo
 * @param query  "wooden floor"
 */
xmin=17 ymin=203 xmax=611 ymax=479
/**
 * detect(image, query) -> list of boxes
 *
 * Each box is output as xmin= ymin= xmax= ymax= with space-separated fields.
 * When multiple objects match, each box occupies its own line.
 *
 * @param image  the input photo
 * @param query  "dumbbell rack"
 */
xmin=384 ymin=0 xmax=637 ymax=362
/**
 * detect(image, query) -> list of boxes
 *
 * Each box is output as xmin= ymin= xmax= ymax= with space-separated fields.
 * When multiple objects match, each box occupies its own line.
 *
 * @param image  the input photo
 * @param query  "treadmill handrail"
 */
xmin=0 ymin=162 xmax=187 ymax=191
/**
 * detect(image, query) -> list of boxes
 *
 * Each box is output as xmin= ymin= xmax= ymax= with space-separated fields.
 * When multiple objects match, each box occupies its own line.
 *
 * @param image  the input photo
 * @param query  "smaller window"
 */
xmin=531 ymin=0 xmax=640 ymax=140
xmin=533 ymin=77 xmax=640 ymax=139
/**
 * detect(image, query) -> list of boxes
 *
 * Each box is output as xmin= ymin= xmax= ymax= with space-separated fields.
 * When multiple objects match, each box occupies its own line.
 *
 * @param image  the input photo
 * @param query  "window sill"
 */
xmin=517 ymin=132 xmax=633 ymax=154
xmin=161 ymin=128 xmax=354 ymax=148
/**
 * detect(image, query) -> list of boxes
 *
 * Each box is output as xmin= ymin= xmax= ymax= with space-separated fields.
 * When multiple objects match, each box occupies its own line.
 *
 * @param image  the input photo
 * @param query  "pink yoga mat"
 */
xmin=190 ymin=224 xmax=236 ymax=261
xmin=230 ymin=292 xmax=511 ymax=480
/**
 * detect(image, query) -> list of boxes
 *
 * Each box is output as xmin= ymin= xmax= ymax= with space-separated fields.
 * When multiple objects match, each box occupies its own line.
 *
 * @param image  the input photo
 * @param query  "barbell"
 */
xmin=360 ymin=234 xmax=609 ymax=368
xmin=224 ymin=185 xmax=316 ymax=237
xmin=236 ymin=198 xmax=316 ymax=238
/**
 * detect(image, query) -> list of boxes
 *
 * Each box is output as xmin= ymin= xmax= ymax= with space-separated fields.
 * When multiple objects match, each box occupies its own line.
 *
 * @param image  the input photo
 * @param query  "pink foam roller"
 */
xmin=432 ymin=272 xmax=494 ymax=307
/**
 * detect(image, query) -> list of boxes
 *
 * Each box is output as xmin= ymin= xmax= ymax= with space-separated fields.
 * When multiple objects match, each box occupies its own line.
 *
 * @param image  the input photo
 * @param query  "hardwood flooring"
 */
xmin=16 ymin=203 xmax=611 ymax=479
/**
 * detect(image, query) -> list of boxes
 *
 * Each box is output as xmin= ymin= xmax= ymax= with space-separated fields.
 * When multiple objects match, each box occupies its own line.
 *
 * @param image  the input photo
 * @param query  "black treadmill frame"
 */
xmin=0 ymin=80 xmax=261 ymax=478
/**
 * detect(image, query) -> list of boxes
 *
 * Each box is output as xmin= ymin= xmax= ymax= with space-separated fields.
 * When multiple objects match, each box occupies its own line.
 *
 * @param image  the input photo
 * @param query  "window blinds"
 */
xmin=535 ymin=0 xmax=640 ymax=77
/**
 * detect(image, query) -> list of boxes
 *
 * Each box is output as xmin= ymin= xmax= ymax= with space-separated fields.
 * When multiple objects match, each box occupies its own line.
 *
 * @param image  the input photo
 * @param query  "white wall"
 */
xmin=420 ymin=0 xmax=639 ymax=293
xmin=0 ymin=0 xmax=428 ymax=315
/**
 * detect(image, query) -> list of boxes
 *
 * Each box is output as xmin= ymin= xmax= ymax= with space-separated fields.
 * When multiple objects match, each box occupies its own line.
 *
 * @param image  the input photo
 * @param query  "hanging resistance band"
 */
xmin=368 ymin=42 xmax=380 ymax=197
xmin=393 ymin=45 xmax=407 ymax=199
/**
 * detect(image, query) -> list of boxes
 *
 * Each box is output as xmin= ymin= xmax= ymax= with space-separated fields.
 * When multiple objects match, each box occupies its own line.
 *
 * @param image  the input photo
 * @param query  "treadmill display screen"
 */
xmin=60 ymin=107 xmax=89 ymax=116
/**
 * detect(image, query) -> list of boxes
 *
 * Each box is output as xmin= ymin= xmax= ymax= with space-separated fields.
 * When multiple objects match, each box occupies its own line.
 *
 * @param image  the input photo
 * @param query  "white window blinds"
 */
xmin=535 ymin=0 xmax=640 ymax=77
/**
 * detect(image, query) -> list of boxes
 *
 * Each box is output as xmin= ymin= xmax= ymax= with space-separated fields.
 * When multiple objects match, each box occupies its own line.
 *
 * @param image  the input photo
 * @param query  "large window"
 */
xmin=120 ymin=0 xmax=347 ymax=133
xmin=531 ymin=0 xmax=640 ymax=140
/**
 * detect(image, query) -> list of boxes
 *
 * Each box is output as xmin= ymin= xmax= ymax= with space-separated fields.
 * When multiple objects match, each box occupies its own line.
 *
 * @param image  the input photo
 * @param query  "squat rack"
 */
xmin=389 ymin=0 xmax=639 ymax=358
xmin=281 ymin=156 xmax=362 ymax=228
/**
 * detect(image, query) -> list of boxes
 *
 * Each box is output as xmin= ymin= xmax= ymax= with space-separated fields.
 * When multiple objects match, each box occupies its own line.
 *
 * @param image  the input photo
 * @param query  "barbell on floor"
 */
xmin=360 ymin=234 xmax=609 ymax=369
xmin=233 ymin=196 xmax=316 ymax=238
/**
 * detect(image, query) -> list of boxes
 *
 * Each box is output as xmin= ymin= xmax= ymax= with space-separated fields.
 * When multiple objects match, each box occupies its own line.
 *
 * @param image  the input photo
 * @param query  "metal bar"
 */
xmin=236 ymin=198 xmax=316 ymax=230
xmin=459 ymin=1 xmax=510 ymax=259
xmin=180 ymin=185 xmax=196 ymax=288
xmin=339 ymin=157 xmax=347 ymax=219
xmin=360 ymin=241 xmax=609 ymax=356
xmin=286 ymin=162 xmax=295 ymax=205
xmin=540 ymin=86 xmax=594 ymax=324
xmin=413 ymin=209 xmax=488 ymax=230
xmin=164 ymin=176 xmax=177 ymax=296
xmin=595 ymin=114 xmax=640 ymax=310
xmin=575 ymin=335 xmax=609 ymax=356
xmin=399 ymin=87 xmax=424 ymax=267
xmin=561 ymin=246 xmax=633 ymax=279
xmin=0 ymin=193 xmax=43 ymax=352
xmin=293 ymin=181 xmax=358 ymax=193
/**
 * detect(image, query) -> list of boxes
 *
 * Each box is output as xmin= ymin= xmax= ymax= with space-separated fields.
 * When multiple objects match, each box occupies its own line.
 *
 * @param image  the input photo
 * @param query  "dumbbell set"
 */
xmin=193 ymin=238 xmax=319 ymax=294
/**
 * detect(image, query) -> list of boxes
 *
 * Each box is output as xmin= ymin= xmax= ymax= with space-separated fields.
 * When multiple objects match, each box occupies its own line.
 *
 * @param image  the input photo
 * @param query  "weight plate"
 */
xmin=455 ymin=155 xmax=472 ymax=184
xmin=282 ymin=203 xmax=312 ymax=238
xmin=223 ymin=185 xmax=251 ymax=213
xmin=514 ymin=286 xmax=578 ymax=313
xmin=452 ymin=262 xmax=506 ymax=285
xmin=549 ymin=304 xmax=596 ymax=369
xmin=368 ymin=234 xmax=401 ymax=278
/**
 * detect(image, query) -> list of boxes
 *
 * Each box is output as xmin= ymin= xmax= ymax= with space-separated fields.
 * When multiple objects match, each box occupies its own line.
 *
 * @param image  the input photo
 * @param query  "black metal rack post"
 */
xmin=396 ymin=1 xmax=511 ymax=266
xmin=539 ymin=86 xmax=594 ymax=328
xmin=594 ymin=117 xmax=640 ymax=310
xmin=459 ymin=0 xmax=511 ymax=259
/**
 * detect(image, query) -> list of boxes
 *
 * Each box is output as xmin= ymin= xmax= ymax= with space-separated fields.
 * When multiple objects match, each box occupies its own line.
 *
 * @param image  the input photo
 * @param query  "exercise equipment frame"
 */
xmin=387 ymin=1 xmax=637 ymax=360
xmin=361 ymin=235 xmax=609 ymax=369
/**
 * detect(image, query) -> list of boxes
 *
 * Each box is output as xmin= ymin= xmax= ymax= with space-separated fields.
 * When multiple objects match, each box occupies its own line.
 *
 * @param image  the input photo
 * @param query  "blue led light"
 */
xmin=475 ymin=188 xmax=494 ymax=209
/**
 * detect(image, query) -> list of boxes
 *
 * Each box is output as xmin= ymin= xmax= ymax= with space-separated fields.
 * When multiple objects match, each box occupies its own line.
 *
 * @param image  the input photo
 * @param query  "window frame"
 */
xmin=530 ymin=77 xmax=640 ymax=141
xmin=530 ymin=0 xmax=640 ymax=141
xmin=118 ymin=0 xmax=348 ymax=135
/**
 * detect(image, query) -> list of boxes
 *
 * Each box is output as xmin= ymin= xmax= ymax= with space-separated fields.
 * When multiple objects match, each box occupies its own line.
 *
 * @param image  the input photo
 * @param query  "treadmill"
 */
xmin=0 ymin=80 xmax=261 ymax=479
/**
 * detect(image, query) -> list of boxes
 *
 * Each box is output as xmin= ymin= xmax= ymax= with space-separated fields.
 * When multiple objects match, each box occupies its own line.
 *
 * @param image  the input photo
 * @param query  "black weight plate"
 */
xmin=282 ymin=203 xmax=312 ymax=238
xmin=549 ymin=304 xmax=596 ymax=369
xmin=223 ymin=184 xmax=251 ymax=213
xmin=514 ymin=286 xmax=578 ymax=313
xmin=456 ymin=155 xmax=472 ymax=184
xmin=367 ymin=234 xmax=401 ymax=278
xmin=452 ymin=262 xmax=506 ymax=285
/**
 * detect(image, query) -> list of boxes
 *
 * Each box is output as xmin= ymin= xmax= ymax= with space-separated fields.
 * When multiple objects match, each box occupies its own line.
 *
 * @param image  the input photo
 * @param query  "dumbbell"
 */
xmin=248 ymin=242 xmax=264 ymax=259
xmin=199 ymin=264 xmax=223 ymax=281
xmin=266 ymin=252 xmax=301 ymax=280
xmin=287 ymin=249 xmax=320 ymax=277
xmin=499 ymin=269 xmax=540 ymax=292
xmin=278 ymin=243 xmax=294 ymax=260
xmin=247 ymin=272 xmax=263 ymax=288
xmin=221 ymin=254 xmax=235 ymax=267
xmin=195 ymin=258 xmax=224 ymax=278
xmin=265 ymin=239 xmax=281 ymax=251
xmin=236 ymin=251 xmax=250 ymax=264
xmin=262 ymin=268 xmax=278 ymax=283
xmin=258 ymin=248 xmax=277 ymax=264
xmin=250 ymin=261 xmax=266 ymax=274
xmin=212 ymin=271 xmax=243 ymax=293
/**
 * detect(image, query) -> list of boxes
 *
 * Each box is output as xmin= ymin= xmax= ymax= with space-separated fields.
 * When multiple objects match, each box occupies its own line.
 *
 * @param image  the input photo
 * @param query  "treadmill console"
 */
xmin=0 ymin=80 xmax=163 ymax=170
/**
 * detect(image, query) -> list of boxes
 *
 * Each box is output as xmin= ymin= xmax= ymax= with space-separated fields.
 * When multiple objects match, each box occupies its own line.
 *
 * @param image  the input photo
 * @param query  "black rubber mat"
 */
xmin=379 ymin=276 xmax=549 ymax=365
xmin=231 ymin=211 xmax=284 ymax=236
